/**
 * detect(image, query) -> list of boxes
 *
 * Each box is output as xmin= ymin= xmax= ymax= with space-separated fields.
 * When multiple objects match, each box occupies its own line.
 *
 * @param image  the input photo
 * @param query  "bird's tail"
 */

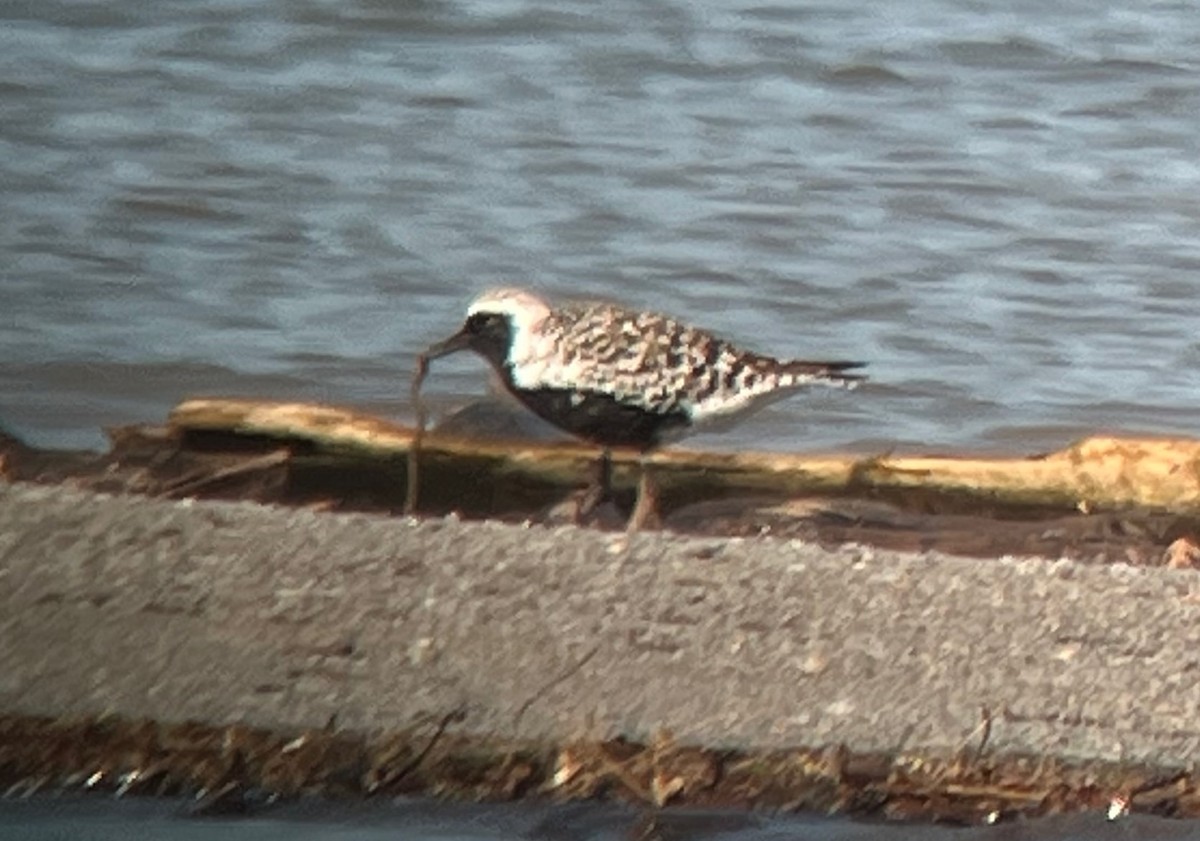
xmin=781 ymin=360 xmax=866 ymax=389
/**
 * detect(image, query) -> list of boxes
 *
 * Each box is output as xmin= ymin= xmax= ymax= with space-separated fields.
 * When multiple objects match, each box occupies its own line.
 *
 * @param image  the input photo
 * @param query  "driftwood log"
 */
xmin=167 ymin=397 xmax=1200 ymax=514
xmin=3 ymin=397 xmax=1197 ymax=565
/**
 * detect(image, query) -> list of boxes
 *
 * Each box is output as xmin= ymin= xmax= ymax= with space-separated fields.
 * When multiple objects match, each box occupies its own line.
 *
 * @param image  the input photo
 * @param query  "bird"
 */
xmin=422 ymin=287 xmax=865 ymax=531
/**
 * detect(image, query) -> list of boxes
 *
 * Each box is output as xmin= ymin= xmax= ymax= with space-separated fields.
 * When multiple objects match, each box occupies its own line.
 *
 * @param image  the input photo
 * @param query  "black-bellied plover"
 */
xmin=422 ymin=288 xmax=865 ymax=530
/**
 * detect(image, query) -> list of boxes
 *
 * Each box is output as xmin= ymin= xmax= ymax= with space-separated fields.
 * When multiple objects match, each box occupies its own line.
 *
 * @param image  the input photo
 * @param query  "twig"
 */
xmin=974 ymin=705 xmax=993 ymax=760
xmin=513 ymin=645 xmax=600 ymax=732
xmin=391 ymin=707 xmax=467 ymax=785
xmin=157 ymin=450 xmax=291 ymax=499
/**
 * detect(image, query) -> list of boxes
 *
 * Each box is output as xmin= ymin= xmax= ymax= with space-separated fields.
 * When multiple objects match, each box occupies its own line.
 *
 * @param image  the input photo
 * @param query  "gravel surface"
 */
xmin=3 ymin=482 xmax=1200 ymax=766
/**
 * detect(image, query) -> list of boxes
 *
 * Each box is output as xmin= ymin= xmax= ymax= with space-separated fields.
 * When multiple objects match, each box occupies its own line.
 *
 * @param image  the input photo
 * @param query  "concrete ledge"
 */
xmin=3 ymin=482 xmax=1200 ymax=817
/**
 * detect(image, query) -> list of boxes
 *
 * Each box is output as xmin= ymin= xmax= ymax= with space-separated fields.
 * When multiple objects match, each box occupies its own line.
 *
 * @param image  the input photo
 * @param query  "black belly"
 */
xmin=510 ymin=387 xmax=688 ymax=451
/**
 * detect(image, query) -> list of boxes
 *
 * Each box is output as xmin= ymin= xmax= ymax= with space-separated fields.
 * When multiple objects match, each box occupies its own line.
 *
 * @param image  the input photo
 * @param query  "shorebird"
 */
xmin=422 ymin=288 xmax=865 ymax=530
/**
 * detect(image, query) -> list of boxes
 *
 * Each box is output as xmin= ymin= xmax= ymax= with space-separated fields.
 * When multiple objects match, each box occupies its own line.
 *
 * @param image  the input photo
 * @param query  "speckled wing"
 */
xmin=544 ymin=300 xmax=863 ymax=431
xmin=545 ymin=302 xmax=740 ymax=417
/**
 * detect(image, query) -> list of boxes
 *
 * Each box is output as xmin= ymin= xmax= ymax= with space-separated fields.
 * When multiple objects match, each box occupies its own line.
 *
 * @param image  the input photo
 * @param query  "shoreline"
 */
xmin=4 ymin=481 xmax=1200 ymax=819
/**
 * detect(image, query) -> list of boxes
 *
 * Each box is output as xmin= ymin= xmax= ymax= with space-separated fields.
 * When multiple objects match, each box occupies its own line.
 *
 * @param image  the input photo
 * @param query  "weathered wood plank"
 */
xmin=168 ymin=398 xmax=1200 ymax=513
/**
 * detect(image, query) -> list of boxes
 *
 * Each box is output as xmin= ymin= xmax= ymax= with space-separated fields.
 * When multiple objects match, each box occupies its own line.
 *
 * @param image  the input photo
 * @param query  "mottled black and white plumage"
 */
xmin=423 ymin=287 xmax=865 ymax=530
xmin=424 ymin=287 xmax=865 ymax=453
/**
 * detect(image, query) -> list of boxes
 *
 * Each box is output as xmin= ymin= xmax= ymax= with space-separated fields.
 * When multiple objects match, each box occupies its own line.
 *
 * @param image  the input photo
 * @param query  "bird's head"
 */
xmin=424 ymin=288 xmax=553 ymax=370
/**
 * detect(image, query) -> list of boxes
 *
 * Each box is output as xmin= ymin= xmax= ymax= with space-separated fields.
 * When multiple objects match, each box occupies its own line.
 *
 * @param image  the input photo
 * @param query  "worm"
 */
xmin=404 ymin=352 xmax=430 ymax=515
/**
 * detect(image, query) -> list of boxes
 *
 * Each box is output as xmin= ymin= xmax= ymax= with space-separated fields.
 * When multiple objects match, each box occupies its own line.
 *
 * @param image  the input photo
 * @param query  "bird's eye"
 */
xmin=471 ymin=313 xmax=503 ymax=331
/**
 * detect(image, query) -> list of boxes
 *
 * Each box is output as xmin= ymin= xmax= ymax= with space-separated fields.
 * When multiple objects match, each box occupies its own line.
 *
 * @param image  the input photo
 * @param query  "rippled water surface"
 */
xmin=4 ymin=0 xmax=1200 ymax=454
xmin=6 ymin=794 xmax=1200 ymax=841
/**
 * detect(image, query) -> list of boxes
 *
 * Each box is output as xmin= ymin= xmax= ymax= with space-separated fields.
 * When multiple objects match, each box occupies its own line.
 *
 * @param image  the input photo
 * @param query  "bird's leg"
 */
xmin=574 ymin=448 xmax=612 ymax=521
xmin=626 ymin=456 xmax=662 ymax=533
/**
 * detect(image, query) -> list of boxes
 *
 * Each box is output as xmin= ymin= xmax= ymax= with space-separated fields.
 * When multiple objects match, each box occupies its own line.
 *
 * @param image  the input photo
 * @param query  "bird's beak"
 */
xmin=423 ymin=325 xmax=472 ymax=361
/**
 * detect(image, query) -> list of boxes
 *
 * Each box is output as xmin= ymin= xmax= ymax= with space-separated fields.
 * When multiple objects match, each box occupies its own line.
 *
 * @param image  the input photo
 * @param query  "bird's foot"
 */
xmin=542 ymin=490 xmax=624 ymax=529
xmin=543 ymin=450 xmax=624 ymax=529
xmin=573 ymin=477 xmax=608 ymax=521
xmin=626 ymin=465 xmax=663 ymax=533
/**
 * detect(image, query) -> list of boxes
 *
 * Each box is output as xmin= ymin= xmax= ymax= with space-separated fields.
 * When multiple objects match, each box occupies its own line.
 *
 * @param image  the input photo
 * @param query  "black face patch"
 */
xmin=509 ymin=387 xmax=689 ymax=451
xmin=461 ymin=312 xmax=513 ymax=370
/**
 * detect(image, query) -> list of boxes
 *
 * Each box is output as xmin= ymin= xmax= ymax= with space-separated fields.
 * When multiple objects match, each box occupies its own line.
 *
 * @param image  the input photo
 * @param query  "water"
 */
xmin=5 ymin=794 xmax=1200 ymax=841
xmin=5 ymin=5 xmax=1200 ymax=836
xmin=5 ymin=1 xmax=1200 ymax=454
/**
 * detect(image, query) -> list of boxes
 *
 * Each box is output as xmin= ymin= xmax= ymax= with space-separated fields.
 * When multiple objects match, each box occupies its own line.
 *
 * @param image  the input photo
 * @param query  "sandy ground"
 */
xmin=3 ymin=481 xmax=1200 ymax=767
